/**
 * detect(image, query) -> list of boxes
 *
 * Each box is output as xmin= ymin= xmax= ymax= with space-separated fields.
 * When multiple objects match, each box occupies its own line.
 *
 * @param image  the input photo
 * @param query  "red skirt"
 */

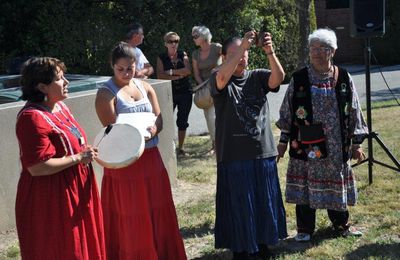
xmin=101 ymin=147 xmax=186 ymax=260
xmin=16 ymin=165 xmax=106 ymax=260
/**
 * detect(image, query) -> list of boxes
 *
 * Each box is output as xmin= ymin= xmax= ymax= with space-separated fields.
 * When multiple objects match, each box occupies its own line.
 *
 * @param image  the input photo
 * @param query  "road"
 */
xmin=176 ymin=65 xmax=400 ymax=136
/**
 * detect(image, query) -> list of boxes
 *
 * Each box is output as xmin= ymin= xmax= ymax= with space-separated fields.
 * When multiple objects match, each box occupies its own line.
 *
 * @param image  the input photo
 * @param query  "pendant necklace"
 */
xmin=52 ymin=107 xmax=85 ymax=146
xmin=170 ymin=52 xmax=178 ymax=69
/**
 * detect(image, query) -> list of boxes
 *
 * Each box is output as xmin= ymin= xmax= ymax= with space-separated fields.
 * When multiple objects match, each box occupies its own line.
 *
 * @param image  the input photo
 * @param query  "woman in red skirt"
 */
xmin=15 ymin=57 xmax=105 ymax=259
xmin=95 ymin=42 xmax=186 ymax=260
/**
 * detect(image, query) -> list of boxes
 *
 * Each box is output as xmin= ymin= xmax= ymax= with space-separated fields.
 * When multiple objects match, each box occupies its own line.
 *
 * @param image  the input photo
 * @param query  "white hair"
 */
xmin=192 ymin=25 xmax=212 ymax=43
xmin=308 ymin=28 xmax=338 ymax=50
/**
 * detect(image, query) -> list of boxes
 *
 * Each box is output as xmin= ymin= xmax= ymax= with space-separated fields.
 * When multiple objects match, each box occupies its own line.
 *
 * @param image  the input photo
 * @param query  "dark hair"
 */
xmin=222 ymin=36 xmax=242 ymax=55
xmin=110 ymin=41 xmax=136 ymax=66
xmin=20 ymin=57 xmax=66 ymax=102
xmin=125 ymin=22 xmax=143 ymax=40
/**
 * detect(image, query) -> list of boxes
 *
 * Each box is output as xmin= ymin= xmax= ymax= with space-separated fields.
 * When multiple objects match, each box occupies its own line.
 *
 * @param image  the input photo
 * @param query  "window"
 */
xmin=326 ymin=0 xmax=349 ymax=9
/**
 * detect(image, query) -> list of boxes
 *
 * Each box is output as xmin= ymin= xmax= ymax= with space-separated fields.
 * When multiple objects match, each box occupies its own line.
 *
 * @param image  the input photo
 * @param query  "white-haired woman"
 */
xmin=192 ymin=25 xmax=222 ymax=155
xmin=276 ymin=28 xmax=368 ymax=242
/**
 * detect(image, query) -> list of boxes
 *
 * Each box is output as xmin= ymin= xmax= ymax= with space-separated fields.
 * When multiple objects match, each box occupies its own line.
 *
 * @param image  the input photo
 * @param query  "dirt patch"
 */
xmin=0 ymin=228 xmax=18 ymax=257
xmin=172 ymin=179 xmax=215 ymax=206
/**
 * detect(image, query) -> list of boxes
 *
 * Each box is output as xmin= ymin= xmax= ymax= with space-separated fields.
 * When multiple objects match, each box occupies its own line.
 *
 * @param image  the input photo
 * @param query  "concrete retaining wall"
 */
xmin=0 ymin=79 xmax=177 ymax=233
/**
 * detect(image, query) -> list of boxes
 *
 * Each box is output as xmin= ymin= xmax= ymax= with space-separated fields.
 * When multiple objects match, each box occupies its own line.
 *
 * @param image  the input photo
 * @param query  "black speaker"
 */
xmin=350 ymin=0 xmax=385 ymax=38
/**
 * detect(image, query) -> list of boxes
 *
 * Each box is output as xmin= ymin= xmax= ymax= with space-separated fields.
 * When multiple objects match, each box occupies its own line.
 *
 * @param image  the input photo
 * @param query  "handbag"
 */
xmin=193 ymin=79 xmax=213 ymax=109
xmin=298 ymin=123 xmax=328 ymax=159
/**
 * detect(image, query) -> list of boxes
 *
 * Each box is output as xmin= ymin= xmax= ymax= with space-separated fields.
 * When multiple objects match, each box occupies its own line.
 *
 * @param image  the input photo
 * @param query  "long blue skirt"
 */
xmin=215 ymin=157 xmax=287 ymax=253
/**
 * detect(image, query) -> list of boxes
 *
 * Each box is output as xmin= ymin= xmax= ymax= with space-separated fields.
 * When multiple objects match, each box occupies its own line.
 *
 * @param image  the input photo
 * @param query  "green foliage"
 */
xmin=238 ymin=0 xmax=299 ymax=76
xmin=310 ymin=0 xmax=317 ymax=31
xmin=0 ymin=0 xmax=301 ymax=77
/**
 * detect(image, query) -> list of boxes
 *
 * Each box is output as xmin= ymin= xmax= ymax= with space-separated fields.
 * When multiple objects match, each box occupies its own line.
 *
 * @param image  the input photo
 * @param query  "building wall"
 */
xmin=0 ymin=79 xmax=177 ymax=233
xmin=315 ymin=0 xmax=364 ymax=63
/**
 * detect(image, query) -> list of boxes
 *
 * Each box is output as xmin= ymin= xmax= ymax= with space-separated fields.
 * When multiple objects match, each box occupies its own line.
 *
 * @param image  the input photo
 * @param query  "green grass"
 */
xmin=1 ymin=103 xmax=399 ymax=259
xmin=177 ymin=135 xmax=217 ymax=184
xmin=0 ymin=242 xmax=20 ymax=260
xmin=177 ymin=103 xmax=400 ymax=259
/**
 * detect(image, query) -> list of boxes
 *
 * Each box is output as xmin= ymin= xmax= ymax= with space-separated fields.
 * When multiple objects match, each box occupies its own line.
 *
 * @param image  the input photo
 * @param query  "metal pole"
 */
xmin=365 ymin=38 xmax=373 ymax=184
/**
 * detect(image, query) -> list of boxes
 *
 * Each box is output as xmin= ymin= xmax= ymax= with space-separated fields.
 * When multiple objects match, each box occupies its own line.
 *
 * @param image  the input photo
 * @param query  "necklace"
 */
xmin=312 ymin=64 xmax=333 ymax=77
xmin=169 ymin=52 xmax=178 ymax=69
xmin=52 ymin=107 xmax=85 ymax=146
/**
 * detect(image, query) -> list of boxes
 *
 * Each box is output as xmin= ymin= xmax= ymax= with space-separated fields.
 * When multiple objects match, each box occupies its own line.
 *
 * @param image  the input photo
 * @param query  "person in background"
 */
xmin=125 ymin=22 xmax=154 ymax=78
xmin=276 ymin=28 xmax=368 ymax=242
xmin=191 ymin=25 xmax=222 ymax=155
xmin=95 ymin=42 xmax=186 ymax=260
xmin=15 ymin=57 xmax=105 ymax=259
xmin=209 ymin=31 xmax=287 ymax=259
xmin=157 ymin=32 xmax=192 ymax=157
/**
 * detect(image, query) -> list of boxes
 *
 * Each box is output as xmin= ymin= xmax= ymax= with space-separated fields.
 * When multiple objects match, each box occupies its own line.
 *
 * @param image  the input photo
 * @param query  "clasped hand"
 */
xmin=146 ymin=125 xmax=157 ymax=140
xmin=242 ymin=30 xmax=274 ymax=54
xmin=79 ymin=146 xmax=98 ymax=164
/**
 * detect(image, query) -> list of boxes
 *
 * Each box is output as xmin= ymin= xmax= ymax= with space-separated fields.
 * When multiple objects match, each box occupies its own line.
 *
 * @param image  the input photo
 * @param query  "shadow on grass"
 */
xmin=345 ymin=242 xmax=400 ymax=259
xmin=189 ymin=227 xmax=343 ymax=259
xmin=181 ymin=222 xmax=214 ymax=240
xmin=179 ymin=136 xmax=214 ymax=160
xmin=274 ymin=226 xmax=342 ymax=256
xmin=191 ymin=250 xmax=231 ymax=260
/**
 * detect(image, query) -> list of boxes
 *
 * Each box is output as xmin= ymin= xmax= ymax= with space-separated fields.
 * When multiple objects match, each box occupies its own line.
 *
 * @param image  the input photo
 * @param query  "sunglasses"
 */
xmin=192 ymin=34 xmax=200 ymax=39
xmin=167 ymin=39 xmax=179 ymax=44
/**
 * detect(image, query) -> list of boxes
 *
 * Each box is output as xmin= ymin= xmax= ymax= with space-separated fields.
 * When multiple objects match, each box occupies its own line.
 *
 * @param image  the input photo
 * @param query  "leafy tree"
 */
xmin=0 ymin=0 xmax=302 ymax=78
xmin=297 ymin=0 xmax=312 ymax=69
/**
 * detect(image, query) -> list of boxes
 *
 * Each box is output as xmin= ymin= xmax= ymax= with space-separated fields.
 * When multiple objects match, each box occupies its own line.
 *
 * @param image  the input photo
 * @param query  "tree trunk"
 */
xmin=297 ymin=0 xmax=312 ymax=69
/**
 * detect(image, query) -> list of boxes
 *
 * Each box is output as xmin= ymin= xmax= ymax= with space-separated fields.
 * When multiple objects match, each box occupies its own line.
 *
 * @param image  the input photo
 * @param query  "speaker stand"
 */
xmin=353 ymin=38 xmax=400 ymax=184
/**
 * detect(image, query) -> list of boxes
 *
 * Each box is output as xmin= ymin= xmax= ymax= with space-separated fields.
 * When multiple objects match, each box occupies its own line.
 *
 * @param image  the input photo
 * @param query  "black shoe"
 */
xmin=257 ymin=244 xmax=274 ymax=259
xmin=232 ymin=251 xmax=249 ymax=260
xmin=176 ymin=148 xmax=189 ymax=157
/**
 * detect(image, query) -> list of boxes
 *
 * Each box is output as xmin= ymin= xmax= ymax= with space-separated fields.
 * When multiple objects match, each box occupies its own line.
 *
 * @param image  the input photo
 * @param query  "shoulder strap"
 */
xmin=133 ymin=78 xmax=147 ymax=98
xmin=100 ymin=79 xmax=118 ymax=96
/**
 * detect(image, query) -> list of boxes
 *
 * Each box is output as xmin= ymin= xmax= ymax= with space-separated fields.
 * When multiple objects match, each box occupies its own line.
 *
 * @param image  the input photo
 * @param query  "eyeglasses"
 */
xmin=309 ymin=46 xmax=332 ymax=53
xmin=192 ymin=34 xmax=200 ymax=39
xmin=167 ymin=40 xmax=179 ymax=44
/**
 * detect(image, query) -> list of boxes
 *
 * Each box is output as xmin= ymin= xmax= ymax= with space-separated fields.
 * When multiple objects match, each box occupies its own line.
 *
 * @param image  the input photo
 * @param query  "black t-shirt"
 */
xmin=158 ymin=51 xmax=191 ymax=95
xmin=209 ymin=69 xmax=279 ymax=163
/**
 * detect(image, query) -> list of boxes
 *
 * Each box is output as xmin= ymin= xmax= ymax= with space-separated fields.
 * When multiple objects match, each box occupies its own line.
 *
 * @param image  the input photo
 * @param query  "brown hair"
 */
xmin=110 ymin=41 xmax=136 ymax=66
xmin=20 ymin=57 xmax=66 ymax=102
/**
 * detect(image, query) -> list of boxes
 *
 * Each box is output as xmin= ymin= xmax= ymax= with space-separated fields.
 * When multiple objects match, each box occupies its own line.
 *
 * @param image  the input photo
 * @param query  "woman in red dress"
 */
xmin=15 ymin=57 xmax=106 ymax=260
xmin=95 ymin=42 xmax=186 ymax=259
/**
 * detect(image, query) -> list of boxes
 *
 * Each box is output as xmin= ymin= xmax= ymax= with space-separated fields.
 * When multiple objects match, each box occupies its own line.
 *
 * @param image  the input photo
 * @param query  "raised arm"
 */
xmin=215 ymin=31 xmax=253 ymax=90
xmin=261 ymin=32 xmax=285 ymax=89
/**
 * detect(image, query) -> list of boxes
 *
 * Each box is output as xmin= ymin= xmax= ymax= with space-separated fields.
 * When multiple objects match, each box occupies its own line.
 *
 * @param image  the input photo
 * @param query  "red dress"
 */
xmin=102 ymin=148 xmax=187 ymax=260
xmin=15 ymin=102 xmax=106 ymax=260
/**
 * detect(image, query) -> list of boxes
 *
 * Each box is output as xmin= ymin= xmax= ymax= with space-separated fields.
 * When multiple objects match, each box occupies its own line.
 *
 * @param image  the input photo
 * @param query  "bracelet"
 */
xmin=265 ymin=51 xmax=275 ymax=56
xmin=169 ymin=69 xmax=173 ymax=76
xmin=71 ymin=155 xmax=77 ymax=163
